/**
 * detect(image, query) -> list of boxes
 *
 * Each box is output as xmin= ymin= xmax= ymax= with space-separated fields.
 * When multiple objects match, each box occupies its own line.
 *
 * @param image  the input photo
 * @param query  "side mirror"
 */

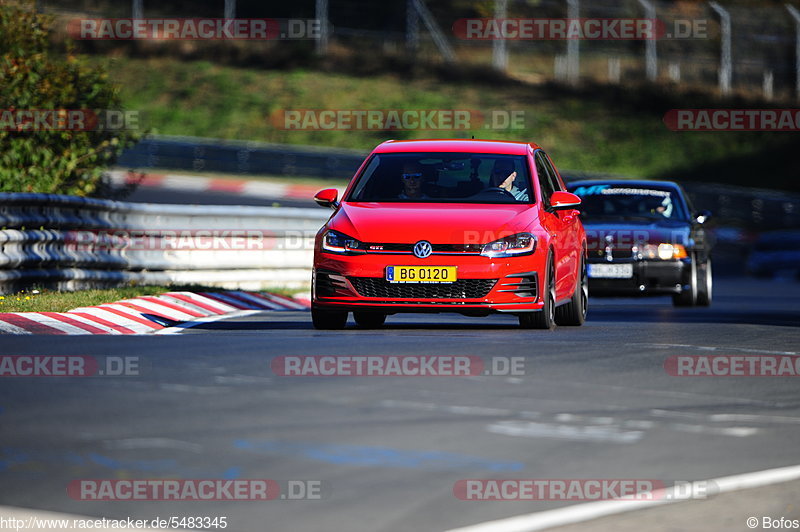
xmin=695 ymin=210 xmax=711 ymax=224
xmin=314 ymin=188 xmax=339 ymax=209
xmin=550 ymin=191 xmax=582 ymax=210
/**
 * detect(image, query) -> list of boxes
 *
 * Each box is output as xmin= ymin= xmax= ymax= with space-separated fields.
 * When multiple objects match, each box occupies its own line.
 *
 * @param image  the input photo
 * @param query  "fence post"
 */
xmin=554 ymin=55 xmax=567 ymax=81
xmin=132 ymin=0 xmax=143 ymax=19
xmin=406 ymin=0 xmax=419 ymax=54
xmin=668 ymin=62 xmax=681 ymax=83
xmin=709 ymin=2 xmax=732 ymax=96
xmin=787 ymin=4 xmax=800 ymax=101
xmin=763 ymin=70 xmax=774 ymax=101
xmin=492 ymin=0 xmax=508 ymax=71
xmin=637 ymin=0 xmax=657 ymax=81
xmin=608 ymin=57 xmax=621 ymax=83
xmin=315 ymin=0 xmax=330 ymax=55
xmin=224 ymin=0 xmax=235 ymax=19
xmin=566 ymin=0 xmax=579 ymax=85
xmin=411 ymin=0 xmax=456 ymax=63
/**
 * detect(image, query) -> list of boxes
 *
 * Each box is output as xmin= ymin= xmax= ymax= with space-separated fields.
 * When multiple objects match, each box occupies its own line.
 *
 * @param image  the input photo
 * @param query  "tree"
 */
xmin=0 ymin=1 xmax=140 ymax=195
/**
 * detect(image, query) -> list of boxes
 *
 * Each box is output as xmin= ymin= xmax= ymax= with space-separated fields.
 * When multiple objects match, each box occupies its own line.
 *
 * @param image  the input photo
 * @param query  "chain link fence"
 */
xmin=35 ymin=0 xmax=800 ymax=100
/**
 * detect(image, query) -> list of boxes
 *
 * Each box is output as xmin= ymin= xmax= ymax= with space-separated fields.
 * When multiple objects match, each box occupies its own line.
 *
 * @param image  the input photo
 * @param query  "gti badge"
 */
xmin=413 ymin=240 xmax=433 ymax=259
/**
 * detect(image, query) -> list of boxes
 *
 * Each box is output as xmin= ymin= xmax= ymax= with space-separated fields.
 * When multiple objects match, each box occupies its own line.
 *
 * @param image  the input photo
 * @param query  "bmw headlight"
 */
xmin=322 ymin=230 xmax=366 ymax=255
xmin=480 ymin=232 xmax=536 ymax=258
xmin=641 ymin=243 xmax=688 ymax=260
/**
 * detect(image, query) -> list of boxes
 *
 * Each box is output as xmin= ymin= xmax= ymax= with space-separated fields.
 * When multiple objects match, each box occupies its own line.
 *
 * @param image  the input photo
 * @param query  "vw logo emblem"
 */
xmin=413 ymin=240 xmax=433 ymax=259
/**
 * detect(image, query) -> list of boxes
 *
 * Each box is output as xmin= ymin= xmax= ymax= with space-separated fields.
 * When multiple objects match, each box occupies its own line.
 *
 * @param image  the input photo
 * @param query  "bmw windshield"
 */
xmin=570 ymin=184 xmax=690 ymax=221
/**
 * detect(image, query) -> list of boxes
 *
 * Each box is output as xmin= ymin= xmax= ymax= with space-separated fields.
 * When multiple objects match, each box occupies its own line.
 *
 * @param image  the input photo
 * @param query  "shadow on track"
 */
xmin=588 ymin=305 xmax=800 ymax=328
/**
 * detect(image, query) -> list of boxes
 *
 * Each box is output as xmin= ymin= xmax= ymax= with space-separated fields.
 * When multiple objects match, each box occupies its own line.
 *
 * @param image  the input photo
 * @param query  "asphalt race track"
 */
xmin=1 ymin=277 xmax=799 ymax=532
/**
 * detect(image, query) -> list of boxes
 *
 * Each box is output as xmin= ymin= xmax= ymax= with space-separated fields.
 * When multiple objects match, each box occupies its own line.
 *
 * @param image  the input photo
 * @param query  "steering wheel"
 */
xmin=475 ymin=187 xmax=515 ymax=199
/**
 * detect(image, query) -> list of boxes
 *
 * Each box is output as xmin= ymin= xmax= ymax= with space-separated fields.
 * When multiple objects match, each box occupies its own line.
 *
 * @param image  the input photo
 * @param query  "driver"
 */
xmin=398 ymin=161 xmax=429 ymax=200
xmin=655 ymin=195 xmax=673 ymax=217
xmin=490 ymin=160 xmax=528 ymax=201
xmin=647 ymin=195 xmax=673 ymax=217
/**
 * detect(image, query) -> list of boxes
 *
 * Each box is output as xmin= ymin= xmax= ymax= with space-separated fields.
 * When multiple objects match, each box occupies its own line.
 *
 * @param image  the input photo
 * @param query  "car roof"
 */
xmin=567 ymin=179 xmax=683 ymax=191
xmin=372 ymin=139 xmax=541 ymax=155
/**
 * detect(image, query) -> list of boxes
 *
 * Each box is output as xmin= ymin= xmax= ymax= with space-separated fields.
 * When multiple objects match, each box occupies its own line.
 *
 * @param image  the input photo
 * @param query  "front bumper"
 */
xmin=587 ymin=258 xmax=691 ymax=296
xmin=312 ymin=250 xmax=545 ymax=313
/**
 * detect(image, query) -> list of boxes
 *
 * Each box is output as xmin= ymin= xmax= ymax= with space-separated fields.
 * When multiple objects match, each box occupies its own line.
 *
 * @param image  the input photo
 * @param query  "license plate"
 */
xmin=588 ymin=263 xmax=633 ymax=279
xmin=386 ymin=266 xmax=457 ymax=283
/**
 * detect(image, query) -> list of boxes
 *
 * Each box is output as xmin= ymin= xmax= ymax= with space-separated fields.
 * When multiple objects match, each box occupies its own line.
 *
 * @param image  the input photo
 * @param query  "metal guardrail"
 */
xmin=117 ymin=135 xmax=367 ymax=179
xmin=4 ymin=158 xmax=798 ymax=294
xmin=0 ymin=193 xmax=330 ymax=294
xmin=118 ymin=137 xmax=800 ymax=231
xmin=682 ymin=182 xmax=800 ymax=231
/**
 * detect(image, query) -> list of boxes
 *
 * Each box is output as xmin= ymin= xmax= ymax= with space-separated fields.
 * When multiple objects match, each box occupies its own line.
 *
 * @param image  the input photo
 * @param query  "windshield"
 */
xmin=347 ymin=152 xmax=532 ymax=204
xmin=569 ymin=184 xmax=689 ymax=221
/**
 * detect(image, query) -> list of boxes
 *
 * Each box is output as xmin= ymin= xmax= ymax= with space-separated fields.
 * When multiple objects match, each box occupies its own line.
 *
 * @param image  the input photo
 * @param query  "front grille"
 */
xmin=349 ymin=277 xmax=497 ymax=299
xmin=364 ymin=243 xmax=482 ymax=254
xmin=592 ymin=248 xmax=634 ymax=260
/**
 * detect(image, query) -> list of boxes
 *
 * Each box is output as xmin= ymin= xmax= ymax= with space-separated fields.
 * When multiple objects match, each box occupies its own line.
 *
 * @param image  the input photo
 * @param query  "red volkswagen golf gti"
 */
xmin=311 ymin=139 xmax=587 ymax=330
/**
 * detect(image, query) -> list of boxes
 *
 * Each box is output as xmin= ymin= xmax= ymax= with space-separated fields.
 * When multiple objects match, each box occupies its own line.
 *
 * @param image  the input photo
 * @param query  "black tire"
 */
xmin=311 ymin=307 xmax=348 ymax=329
xmin=520 ymin=256 xmax=556 ymax=330
xmin=556 ymin=256 xmax=588 ymax=326
xmin=672 ymin=255 xmax=698 ymax=307
xmin=353 ymin=311 xmax=386 ymax=328
xmin=695 ymin=259 xmax=712 ymax=307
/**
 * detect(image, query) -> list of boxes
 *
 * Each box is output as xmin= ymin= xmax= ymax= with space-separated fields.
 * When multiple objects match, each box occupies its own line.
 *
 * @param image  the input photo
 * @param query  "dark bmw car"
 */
xmin=567 ymin=180 xmax=712 ymax=307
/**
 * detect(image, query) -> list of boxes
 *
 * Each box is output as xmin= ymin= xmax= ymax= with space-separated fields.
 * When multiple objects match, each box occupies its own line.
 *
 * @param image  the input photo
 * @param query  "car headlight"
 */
xmin=642 ymin=243 xmax=688 ymax=260
xmin=480 ymin=232 xmax=536 ymax=258
xmin=321 ymin=230 xmax=366 ymax=255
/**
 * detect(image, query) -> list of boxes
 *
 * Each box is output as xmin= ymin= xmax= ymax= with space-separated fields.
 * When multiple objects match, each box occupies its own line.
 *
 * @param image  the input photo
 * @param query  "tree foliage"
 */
xmin=0 ymin=1 xmax=139 ymax=195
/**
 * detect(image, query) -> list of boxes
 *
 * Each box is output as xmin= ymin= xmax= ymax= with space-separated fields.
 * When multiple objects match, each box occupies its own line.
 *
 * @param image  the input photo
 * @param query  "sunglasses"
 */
xmin=402 ymin=173 xmax=423 ymax=180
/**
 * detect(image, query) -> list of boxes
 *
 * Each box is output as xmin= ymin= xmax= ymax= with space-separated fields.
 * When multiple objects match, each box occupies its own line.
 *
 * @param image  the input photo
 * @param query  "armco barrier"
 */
xmin=116 ymin=137 xmax=800 ymax=230
xmin=117 ymin=135 xmax=367 ymax=179
xmin=0 ymin=193 xmax=330 ymax=294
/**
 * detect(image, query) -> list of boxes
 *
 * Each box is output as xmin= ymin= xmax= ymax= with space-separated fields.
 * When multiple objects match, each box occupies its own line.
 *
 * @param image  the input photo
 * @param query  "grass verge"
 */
xmin=97 ymin=56 xmax=798 ymax=190
xmin=0 ymin=285 xmax=299 ymax=313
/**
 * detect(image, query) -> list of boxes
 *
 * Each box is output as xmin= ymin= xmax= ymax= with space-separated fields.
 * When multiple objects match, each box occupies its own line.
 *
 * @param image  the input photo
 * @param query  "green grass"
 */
xmin=0 ymin=285 xmax=299 ymax=313
xmin=97 ymin=56 xmax=798 ymax=189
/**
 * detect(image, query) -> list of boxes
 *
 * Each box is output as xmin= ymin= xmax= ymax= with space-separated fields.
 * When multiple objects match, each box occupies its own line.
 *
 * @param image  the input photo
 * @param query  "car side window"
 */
xmin=542 ymin=152 xmax=564 ymax=192
xmin=535 ymin=152 xmax=556 ymax=209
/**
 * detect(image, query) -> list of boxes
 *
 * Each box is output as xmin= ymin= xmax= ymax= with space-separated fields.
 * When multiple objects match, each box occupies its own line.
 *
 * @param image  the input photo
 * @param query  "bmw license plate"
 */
xmin=588 ymin=263 xmax=633 ymax=279
xmin=386 ymin=266 xmax=457 ymax=283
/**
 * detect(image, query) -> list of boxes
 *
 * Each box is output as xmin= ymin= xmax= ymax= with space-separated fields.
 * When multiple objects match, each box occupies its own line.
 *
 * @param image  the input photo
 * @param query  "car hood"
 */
xmin=581 ymin=218 xmax=691 ymax=249
xmin=329 ymin=202 xmax=535 ymax=243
